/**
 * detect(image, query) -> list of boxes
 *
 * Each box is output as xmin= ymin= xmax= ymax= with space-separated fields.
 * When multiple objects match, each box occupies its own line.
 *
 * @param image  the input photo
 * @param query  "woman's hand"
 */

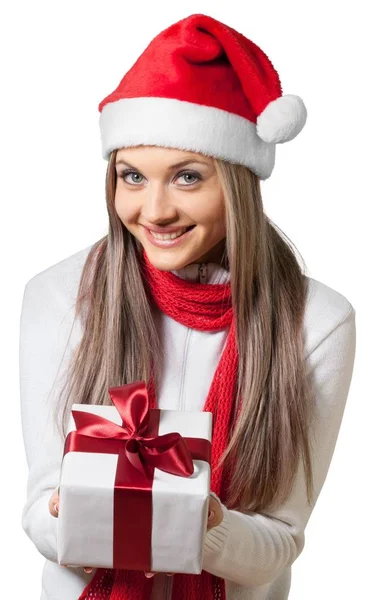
xmin=207 ymin=494 xmax=223 ymax=530
xmin=48 ymin=487 xmax=94 ymax=574
xmin=144 ymin=493 xmax=224 ymax=578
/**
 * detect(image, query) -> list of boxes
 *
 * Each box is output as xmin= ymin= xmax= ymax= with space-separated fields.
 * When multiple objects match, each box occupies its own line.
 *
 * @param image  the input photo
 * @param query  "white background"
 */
xmin=1 ymin=1 xmax=368 ymax=598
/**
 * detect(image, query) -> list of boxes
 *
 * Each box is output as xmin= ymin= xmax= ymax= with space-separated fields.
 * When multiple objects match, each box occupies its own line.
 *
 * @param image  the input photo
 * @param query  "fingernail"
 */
xmin=145 ymin=572 xmax=154 ymax=578
xmin=208 ymin=510 xmax=215 ymax=521
xmin=54 ymin=503 xmax=59 ymax=513
xmin=84 ymin=567 xmax=93 ymax=573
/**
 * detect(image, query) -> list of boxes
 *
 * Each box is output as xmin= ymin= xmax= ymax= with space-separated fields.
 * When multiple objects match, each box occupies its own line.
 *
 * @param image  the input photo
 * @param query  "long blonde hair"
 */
xmin=53 ymin=148 xmax=315 ymax=513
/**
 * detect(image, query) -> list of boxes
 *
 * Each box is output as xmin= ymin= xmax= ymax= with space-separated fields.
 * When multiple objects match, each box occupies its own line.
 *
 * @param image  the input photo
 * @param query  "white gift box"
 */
xmin=56 ymin=400 xmax=212 ymax=574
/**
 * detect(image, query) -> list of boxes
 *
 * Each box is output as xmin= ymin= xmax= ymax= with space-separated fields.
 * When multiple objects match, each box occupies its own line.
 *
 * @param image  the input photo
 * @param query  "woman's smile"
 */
xmin=142 ymin=224 xmax=196 ymax=247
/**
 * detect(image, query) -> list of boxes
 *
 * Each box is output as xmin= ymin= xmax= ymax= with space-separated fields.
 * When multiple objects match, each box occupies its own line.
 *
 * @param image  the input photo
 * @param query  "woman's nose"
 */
xmin=141 ymin=187 xmax=177 ymax=223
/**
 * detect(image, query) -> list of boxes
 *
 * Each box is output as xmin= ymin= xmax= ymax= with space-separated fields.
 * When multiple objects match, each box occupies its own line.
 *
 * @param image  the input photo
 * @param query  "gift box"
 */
xmin=56 ymin=380 xmax=212 ymax=574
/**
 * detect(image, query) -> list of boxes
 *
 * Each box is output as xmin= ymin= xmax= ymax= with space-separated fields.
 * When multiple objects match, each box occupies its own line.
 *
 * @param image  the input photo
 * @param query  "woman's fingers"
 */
xmin=48 ymin=486 xmax=59 ymax=517
xmin=61 ymin=565 xmax=94 ymax=572
xmin=144 ymin=572 xmax=173 ymax=578
xmin=207 ymin=494 xmax=223 ymax=529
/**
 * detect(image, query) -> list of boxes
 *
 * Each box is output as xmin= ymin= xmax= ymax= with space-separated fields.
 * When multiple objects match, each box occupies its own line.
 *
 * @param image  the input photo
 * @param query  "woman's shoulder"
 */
xmin=23 ymin=243 xmax=94 ymax=302
xmin=303 ymin=275 xmax=355 ymax=358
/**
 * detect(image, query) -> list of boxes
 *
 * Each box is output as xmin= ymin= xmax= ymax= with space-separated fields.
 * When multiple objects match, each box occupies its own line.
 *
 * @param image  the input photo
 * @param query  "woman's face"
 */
xmin=114 ymin=146 xmax=227 ymax=271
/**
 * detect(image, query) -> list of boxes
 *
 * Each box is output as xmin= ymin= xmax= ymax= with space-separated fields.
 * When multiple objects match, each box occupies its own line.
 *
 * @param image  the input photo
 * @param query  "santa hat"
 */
xmin=98 ymin=13 xmax=307 ymax=180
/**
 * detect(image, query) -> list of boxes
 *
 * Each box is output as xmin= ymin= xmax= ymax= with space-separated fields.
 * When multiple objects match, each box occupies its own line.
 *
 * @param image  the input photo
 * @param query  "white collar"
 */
xmin=170 ymin=262 xmax=231 ymax=284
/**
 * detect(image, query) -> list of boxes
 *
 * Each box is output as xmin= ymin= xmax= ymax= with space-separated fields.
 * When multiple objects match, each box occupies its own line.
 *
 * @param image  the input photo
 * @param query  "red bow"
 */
xmin=71 ymin=380 xmax=194 ymax=479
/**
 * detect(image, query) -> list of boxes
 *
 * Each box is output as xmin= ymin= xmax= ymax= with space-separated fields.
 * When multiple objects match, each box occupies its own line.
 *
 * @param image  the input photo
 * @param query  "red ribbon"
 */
xmin=62 ymin=380 xmax=211 ymax=571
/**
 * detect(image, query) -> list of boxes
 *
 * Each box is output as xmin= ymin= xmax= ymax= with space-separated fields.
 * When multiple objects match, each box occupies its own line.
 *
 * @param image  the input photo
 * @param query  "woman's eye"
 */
xmin=176 ymin=171 xmax=202 ymax=185
xmin=118 ymin=170 xmax=145 ymax=185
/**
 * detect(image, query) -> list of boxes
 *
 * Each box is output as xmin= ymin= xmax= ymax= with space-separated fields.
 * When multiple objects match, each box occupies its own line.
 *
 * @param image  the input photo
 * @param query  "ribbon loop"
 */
xmin=108 ymin=381 xmax=150 ymax=436
xmin=140 ymin=432 xmax=194 ymax=476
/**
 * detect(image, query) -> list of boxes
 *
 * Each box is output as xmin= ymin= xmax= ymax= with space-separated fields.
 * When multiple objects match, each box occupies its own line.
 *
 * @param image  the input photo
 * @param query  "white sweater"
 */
xmin=19 ymin=244 xmax=357 ymax=600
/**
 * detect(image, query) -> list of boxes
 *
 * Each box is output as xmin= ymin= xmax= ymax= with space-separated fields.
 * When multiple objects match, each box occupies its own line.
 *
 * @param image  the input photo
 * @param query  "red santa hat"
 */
xmin=98 ymin=13 xmax=307 ymax=180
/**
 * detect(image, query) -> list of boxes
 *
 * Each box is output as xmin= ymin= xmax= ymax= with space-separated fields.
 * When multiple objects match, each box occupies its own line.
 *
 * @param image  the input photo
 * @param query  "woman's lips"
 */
xmin=142 ymin=225 xmax=196 ymax=248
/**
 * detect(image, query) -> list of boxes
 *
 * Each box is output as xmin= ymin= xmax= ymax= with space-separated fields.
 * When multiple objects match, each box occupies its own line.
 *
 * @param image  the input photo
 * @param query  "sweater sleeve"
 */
xmin=19 ymin=274 xmax=81 ymax=564
xmin=202 ymin=303 xmax=356 ymax=587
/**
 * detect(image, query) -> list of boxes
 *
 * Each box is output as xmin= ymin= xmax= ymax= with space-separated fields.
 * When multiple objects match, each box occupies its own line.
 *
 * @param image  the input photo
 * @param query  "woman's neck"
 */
xmin=188 ymin=237 xmax=228 ymax=269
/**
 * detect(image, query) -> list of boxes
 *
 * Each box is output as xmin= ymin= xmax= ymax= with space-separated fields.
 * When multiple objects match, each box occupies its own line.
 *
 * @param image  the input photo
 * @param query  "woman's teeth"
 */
xmin=150 ymin=228 xmax=189 ymax=240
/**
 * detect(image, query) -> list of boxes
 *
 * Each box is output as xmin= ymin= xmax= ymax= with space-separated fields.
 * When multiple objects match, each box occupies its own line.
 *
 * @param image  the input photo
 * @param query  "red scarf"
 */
xmin=77 ymin=249 xmax=239 ymax=600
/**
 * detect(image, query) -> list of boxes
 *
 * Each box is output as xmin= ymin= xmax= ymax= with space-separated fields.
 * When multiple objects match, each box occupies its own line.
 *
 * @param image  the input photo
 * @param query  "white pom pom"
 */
xmin=256 ymin=94 xmax=307 ymax=144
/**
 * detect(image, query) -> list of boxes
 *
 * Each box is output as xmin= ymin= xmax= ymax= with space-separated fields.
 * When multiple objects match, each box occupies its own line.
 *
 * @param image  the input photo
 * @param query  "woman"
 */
xmin=20 ymin=12 xmax=356 ymax=600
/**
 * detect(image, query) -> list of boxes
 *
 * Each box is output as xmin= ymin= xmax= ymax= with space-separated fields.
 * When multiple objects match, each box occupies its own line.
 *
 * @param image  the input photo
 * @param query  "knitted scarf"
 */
xmin=77 ymin=249 xmax=239 ymax=600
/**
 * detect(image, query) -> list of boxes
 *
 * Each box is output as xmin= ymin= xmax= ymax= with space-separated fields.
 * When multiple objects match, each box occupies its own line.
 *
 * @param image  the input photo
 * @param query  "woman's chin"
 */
xmin=144 ymin=252 xmax=192 ymax=271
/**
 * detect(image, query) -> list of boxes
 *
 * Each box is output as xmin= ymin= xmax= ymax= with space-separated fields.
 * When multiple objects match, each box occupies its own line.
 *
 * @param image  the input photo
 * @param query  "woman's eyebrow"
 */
xmin=114 ymin=158 xmax=211 ymax=169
